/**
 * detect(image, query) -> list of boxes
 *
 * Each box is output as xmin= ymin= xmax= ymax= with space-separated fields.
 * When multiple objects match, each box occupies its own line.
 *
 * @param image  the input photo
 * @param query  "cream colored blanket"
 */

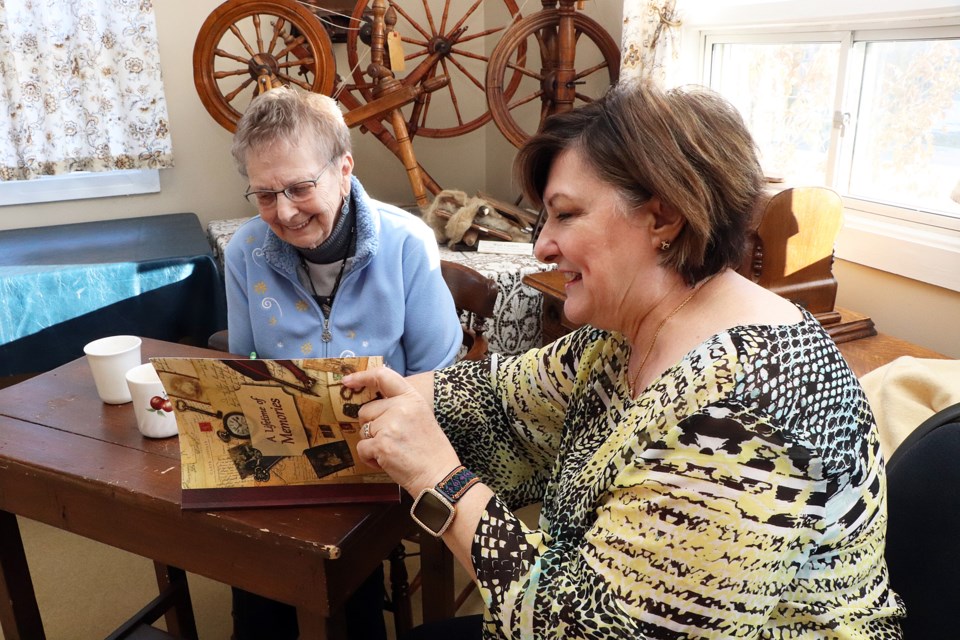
xmin=859 ymin=356 xmax=960 ymax=461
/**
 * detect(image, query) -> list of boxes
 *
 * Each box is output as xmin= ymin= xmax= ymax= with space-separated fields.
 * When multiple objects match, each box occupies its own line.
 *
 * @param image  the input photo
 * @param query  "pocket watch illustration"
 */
xmin=218 ymin=411 xmax=250 ymax=442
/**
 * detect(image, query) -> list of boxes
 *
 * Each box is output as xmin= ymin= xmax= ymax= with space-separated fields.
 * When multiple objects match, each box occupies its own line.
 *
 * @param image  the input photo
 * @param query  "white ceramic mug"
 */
xmin=83 ymin=335 xmax=142 ymax=404
xmin=125 ymin=362 xmax=178 ymax=438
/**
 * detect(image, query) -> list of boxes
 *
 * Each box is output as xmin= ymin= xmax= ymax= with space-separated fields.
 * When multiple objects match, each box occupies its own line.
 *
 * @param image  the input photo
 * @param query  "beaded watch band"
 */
xmin=435 ymin=465 xmax=480 ymax=504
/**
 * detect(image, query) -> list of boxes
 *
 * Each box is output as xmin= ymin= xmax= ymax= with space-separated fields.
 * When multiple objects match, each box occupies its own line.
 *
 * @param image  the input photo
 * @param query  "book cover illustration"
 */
xmin=149 ymin=355 xmax=398 ymax=509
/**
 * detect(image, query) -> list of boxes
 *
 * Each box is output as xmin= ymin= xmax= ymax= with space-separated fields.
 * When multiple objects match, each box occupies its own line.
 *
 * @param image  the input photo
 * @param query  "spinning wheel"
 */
xmin=486 ymin=5 xmax=620 ymax=148
xmin=344 ymin=0 xmax=523 ymax=138
xmin=192 ymin=0 xmax=621 ymax=203
xmin=193 ymin=0 xmax=336 ymax=132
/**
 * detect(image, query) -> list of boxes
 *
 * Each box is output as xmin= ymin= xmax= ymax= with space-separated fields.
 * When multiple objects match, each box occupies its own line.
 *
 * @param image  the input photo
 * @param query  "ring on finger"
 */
xmin=362 ymin=422 xmax=372 ymax=439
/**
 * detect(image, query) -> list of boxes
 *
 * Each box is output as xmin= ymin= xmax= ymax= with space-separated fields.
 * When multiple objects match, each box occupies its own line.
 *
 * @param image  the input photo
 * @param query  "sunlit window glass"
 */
xmin=848 ymin=39 xmax=960 ymax=217
xmin=708 ymin=42 xmax=840 ymax=185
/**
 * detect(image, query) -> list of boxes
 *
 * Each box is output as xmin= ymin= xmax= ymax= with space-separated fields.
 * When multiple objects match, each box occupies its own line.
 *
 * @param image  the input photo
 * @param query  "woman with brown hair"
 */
xmin=345 ymin=81 xmax=905 ymax=639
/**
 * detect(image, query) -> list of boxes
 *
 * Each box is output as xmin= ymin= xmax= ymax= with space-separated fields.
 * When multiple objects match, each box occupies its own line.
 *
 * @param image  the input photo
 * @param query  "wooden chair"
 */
xmin=440 ymin=260 xmax=500 ymax=361
xmin=104 ymin=564 xmax=198 ymax=640
xmin=737 ymin=186 xmax=844 ymax=316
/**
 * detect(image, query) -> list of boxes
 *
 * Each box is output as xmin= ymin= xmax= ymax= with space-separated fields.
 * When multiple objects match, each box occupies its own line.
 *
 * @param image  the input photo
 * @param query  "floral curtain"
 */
xmin=620 ymin=0 xmax=683 ymax=88
xmin=0 ymin=0 xmax=173 ymax=181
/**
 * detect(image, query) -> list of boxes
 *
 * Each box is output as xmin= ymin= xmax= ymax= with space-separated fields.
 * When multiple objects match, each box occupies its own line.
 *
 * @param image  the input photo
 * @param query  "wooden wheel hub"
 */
xmin=540 ymin=69 xmax=558 ymax=97
xmin=248 ymin=54 xmax=280 ymax=78
xmin=428 ymin=35 xmax=453 ymax=57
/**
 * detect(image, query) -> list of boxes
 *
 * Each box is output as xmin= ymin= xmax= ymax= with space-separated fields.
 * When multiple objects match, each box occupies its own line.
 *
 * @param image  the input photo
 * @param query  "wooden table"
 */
xmin=522 ymin=270 xmax=945 ymax=377
xmin=0 ymin=338 xmax=451 ymax=640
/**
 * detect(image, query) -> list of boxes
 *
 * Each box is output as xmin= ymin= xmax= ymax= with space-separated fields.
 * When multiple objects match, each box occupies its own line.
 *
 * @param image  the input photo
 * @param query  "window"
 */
xmin=702 ymin=18 xmax=960 ymax=291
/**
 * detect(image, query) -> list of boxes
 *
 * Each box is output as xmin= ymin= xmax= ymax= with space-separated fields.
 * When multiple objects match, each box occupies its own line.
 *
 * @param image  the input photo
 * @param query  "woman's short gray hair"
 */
xmin=231 ymin=86 xmax=351 ymax=177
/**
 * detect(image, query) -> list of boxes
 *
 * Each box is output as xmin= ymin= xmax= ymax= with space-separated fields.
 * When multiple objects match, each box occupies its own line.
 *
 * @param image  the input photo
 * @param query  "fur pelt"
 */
xmin=422 ymin=189 xmax=530 ymax=248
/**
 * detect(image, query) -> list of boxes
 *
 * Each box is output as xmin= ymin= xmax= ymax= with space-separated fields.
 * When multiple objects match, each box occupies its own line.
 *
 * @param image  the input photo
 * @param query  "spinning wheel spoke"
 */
xmin=575 ymin=60 xmax=610 ymax=81
xmin=276 ymin=58 xmax=315 ymax=70
xmin=214 ymin=48 xmax=250 ymax=65
xmin=439 ymin=58 xmax=466 ymax=126
xmin=265 ymin=17 xmax=284 ymax=55
xmin=486 ymin=8 xmax=619 ymax=148
xmin=227 ymin=25 xmax=259 ymax=59
xmin=502 ymin=61 xmax=542 ymax=82
xmin=448 ymin=47 xmax=494 ymax=64
xmin=391 ymin=2 xmax=432 ymax=41
xmin=508 ymin=89 xmax=546 ymax=111
xmin=214 ymin=68 xmax=254 ymax=80
xmin=224 ymin=78 xmax=256 ymax=103
xmin=573 ymin=91 xmax=599 ymax=104
xmin=347 ymin=0 xmax=522 ymax=138
xmin=401 ymin=36 xmax=431 ymax=49
xmin=274 ymin=35 xmax=311 ymax=61
xmin=193 ymin=0 xmax=335 ymax=132
xmin=447 ymin=0 xmax=484 ymax=36
xmin=456 ymin=25 xmax=511 ymax=44
xmin=446 ymin=54 xmax=485 ymax=92
xmin=417 ymin=92 xmax=434 ymax=130
xmin=253 ymin=14 xmax=264 ymax=53
xmin=276 ymin=72 xmax=315 ymax=91
xmin=421 ymin=0 xmax=440 ymax=38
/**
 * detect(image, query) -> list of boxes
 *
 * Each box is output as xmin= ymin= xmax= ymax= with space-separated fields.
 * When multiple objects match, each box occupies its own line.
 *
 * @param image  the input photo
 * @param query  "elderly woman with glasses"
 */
xmin=223 ymin=87 xmax=462 ymax=640
xmin=224 ymin=86 xmax=461 ymax=372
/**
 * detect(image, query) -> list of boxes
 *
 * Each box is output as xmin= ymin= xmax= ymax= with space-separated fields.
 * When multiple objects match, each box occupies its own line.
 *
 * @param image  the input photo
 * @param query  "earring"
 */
xmin=660 ymin=240 xmax=671 ymax=251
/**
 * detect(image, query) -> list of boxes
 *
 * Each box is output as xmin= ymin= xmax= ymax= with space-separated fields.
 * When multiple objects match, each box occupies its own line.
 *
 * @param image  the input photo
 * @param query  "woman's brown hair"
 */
xmin=516 ymin=81 xmax=764 ymax=284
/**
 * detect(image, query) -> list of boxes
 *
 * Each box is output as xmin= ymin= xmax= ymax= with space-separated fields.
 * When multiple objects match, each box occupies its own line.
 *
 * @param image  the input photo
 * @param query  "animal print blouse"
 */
xmin=434 ymin=312 xmax=905 ymax=639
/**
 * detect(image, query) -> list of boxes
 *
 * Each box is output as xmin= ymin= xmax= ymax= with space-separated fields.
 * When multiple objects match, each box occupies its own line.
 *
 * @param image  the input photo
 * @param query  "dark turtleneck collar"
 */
xmin=297 ymin=189 xmax=356 ymax=264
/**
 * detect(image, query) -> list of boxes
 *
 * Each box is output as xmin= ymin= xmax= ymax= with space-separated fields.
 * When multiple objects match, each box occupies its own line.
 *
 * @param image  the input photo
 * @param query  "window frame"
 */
xmin=0 ymin=170 xmax=161 ymax=207
xmin=699 ymin=15 xmax=960 ymax=292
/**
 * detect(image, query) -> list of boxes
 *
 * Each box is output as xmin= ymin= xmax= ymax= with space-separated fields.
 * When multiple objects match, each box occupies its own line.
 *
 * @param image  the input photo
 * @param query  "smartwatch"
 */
xmin=410 ymin=465 xmax=480 ymax=537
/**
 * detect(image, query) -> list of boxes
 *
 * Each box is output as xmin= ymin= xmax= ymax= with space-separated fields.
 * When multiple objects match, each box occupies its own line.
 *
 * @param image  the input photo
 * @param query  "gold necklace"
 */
xmin=629 ymin=274 xmax=715 ymax=396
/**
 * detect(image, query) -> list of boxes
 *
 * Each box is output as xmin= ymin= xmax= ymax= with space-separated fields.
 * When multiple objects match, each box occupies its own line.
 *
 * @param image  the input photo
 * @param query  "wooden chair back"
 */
xmin=738 ymin=186 xmax=844 ymax=315
xmin=440 ymin=260 xmax=499 ymax=361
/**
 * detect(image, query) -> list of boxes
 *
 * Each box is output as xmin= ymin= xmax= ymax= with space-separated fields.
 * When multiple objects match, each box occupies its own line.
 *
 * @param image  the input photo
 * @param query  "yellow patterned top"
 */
xmin=434 ymin=313 xmax=905 ymax=639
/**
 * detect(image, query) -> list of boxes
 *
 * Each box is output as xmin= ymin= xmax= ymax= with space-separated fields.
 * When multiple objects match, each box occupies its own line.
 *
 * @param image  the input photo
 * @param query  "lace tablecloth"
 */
xmin=206 ymin=218 xmax=552 ymax=356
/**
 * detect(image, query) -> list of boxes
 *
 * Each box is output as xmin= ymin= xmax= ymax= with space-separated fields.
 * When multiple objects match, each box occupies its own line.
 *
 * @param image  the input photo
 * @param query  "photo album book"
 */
xmin=149 ymin=355 xmax=399 ymax=509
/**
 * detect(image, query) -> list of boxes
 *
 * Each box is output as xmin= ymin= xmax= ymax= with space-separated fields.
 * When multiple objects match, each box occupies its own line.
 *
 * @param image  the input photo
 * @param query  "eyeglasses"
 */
xmin=244 ymin=158 xmax=336 ymax=208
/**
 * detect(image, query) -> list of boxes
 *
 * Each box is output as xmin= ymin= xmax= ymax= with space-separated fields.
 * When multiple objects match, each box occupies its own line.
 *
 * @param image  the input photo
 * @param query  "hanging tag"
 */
xmin=387 ymin=31 xmax=406 ymax=72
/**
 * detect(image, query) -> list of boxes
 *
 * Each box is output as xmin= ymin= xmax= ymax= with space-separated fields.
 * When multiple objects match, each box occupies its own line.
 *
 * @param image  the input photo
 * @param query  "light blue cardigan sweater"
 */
xmin=224 ymin=177 xmax=461 ymax=374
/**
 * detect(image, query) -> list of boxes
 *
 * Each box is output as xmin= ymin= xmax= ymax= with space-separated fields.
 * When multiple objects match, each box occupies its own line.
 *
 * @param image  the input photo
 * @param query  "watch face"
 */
xmin=224 ymin=412 xmax=250 ymax=437
xmin=411 ymin=489 xmax=455 ymax=537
